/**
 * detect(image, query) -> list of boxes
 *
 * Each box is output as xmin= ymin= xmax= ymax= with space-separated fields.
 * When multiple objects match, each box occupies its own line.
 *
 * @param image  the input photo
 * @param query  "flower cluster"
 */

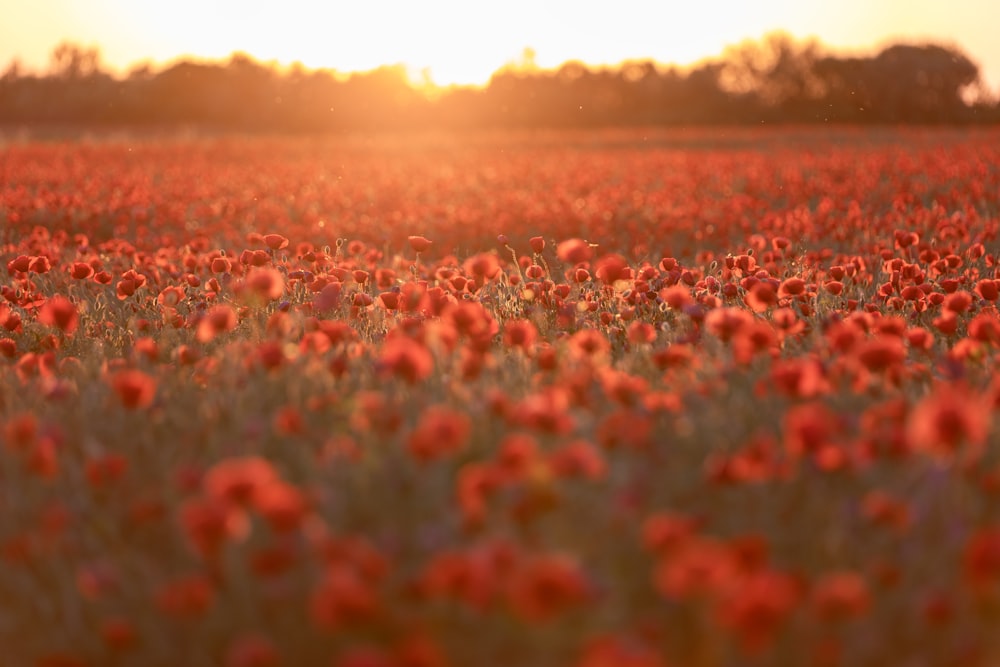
xmin=2 ymin=128 xmax=1000 ymax=666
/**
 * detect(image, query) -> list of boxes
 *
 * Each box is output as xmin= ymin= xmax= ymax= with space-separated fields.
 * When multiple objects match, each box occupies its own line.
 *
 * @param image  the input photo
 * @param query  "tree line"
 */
xmin=1 ymin=33 xmax=995 ymax=132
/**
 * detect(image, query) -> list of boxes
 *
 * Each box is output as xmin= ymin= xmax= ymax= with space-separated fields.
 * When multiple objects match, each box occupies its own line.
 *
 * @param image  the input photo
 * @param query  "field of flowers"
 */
xmin=2 ymin=126 xmax=1000 ymax=666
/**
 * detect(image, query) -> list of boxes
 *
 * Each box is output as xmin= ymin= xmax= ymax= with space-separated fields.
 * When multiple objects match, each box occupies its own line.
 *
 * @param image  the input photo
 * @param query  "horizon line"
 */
xmin=2 ymin=30 xmax=986 ymax=92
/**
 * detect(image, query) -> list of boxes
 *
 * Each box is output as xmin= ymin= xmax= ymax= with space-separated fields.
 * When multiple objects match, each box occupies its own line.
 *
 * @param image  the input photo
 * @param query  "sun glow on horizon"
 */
xmin=3 ymin=0 xmax=1000 ymax=91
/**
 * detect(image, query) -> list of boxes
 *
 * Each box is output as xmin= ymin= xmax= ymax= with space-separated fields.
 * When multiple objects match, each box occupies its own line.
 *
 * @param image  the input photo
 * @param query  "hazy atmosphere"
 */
xmin=5 ymin=3 xmax=1000 ymax=667
xmin=4 ymin=0 xmax=1000 ymax=89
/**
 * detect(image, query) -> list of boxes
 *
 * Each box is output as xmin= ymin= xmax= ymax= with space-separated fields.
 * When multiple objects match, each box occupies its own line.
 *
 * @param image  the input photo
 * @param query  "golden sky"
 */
xmin=3 ymin=0 xmax=999 ymax=90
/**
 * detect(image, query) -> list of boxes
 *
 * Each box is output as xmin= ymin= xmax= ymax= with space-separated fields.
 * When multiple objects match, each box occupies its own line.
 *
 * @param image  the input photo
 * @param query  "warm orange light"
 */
xmin=3 ymin=0 xmax=1000 ymax=92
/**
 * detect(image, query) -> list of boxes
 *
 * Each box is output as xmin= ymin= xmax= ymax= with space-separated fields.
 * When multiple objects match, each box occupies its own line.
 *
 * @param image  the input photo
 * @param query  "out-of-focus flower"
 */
xmin=37 ymin=296 xmax=78 ymax=335
xmin=408 ymin=235 xmax=432 ymax=253
xmin=907 ymin=383 xmax=990 ymax=462
xmin=108 ymin=369 xmax=156 ymax=410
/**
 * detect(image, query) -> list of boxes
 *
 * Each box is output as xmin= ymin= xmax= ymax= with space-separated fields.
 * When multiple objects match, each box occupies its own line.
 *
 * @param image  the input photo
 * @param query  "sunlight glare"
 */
xmin=5 ymin=0 xmax=999 ymax=91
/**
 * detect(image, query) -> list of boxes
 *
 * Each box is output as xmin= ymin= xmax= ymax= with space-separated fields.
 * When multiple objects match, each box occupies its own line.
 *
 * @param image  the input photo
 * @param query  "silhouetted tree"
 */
xmin=721 ymin=33 xmax=825 ymax=120
xmin=866 ymin=44 xmax=979 ymax=121
xmin=0 ymin=36 xmax=996 ymax=131
xmin=49 ymin=42 xmax=102 ymax=80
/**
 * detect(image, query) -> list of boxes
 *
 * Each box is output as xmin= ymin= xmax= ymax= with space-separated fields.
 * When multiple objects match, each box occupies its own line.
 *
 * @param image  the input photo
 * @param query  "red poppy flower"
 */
xmin=249 ymin=543 xmax=297 ymax=578
xmin=516 ymin=388 xmax=575 ymax=437
xmin=0 ymin=304 xmax=21 ymax=333
xmin=600 ymin=370 xmax=649 ymax=406
xmin=823 ymin=321 xmax=860 ymax=353
xmin=524 ymin=264 xmax=545 ymax=280
xmin=626 ymin=321 xmax=656 ymax=345
xmin=823 ymin=280 xmax=844 ymax=295
xmin=771 ymin=307 xmax=805 ymax=336
xmin=197 ymin=304 xmax=238 ymax=342
xmin=932 ymin=311 xmax=959 ymax=335
xmin=68 ymin=262 xmax=94 ymax=280
xmin=810 ymin=570 xmax=871 ymax=622
xmin=132 ymin=336 xmax=159 ymax=363
xmin=860 ymin=490 xmax=912 ymax=533
xmin=732 ymin=320 xmax=778 ymax=363
xmin=6 ymin=255 xmax=31 ymax=274
xmin=503 ymin=319 xmax=539 ymax=352
xmin=716 ymin=569 xmax=800 ymax=654
xmin=556 ymin=238 xmax=594 ymax=265
xmin=271 ymin=405 xmax=306 ymax=437
xmin=506 ymin=552 xmax=590 ymax=621
xmin=455 ymin=462 xmax=503 ymax=525
xmin=490 ymin=432 xmax=539 ymax=481
xmin=854 ymin=335 xmax=907 ymax=373
xmin=37 ymin=296 xmax=78 ymax=335
xmin=778 ymin=277 xmax=807 ymax=297
xmin=29 ymin=255 xmax=51 ymax=274
xmin=263 ymin=233 xmax=289 ymax=250
xmin=114 ymin=270 xmax=145 ymax=300
xmin=175 ymin=344 xmax=202 ymax=365
xmin=975 ymin=279 xmax=999 ymax=302
xmin=211 ymin=256 xmax=232 ymax=273
xmin=254 ymin=481 xmax=309 ymax=533
xmin=313 ymin=282 xmax=344 ymax=312
xmin=203 ymin=456 xmax=280 ymax=506
xmin=704 ymin=307 xmax=752 ymax=343
xmin=84 ymin=453 xmax=128 ymax=489
xmin=654 ymin=537 xmax=735 ymax=600
xmin=408 ymin=235 xmax=432 ymax=253
xmin=783 ymin=402 xmax=839 ymax=458
xmin=594 ymin=254 xmax=630 ymax=285
xmin=905 ymin=326 xmax=934 ymax=352
xmin=154 ymin=574 xmax=215 ymax=618
xmin=963 ymin=527 xmax=1000 ymax=586
xmin=378 ymin=291 xmax=399 ymax=310
xmin=256 ymin=341 xmax=287 ymax=371
xmin=943 ymin=290 xmax=973 ymax=314
xmin=108 ymin=369 xmax=156 ymax=409
xmin=745 ymin=281 xmax=778 ymax=312
xmin=900 ymin=285 xmax=924 ymax=301
xmin=157 ymin=285 xmax=186 ymax=308
xmin=658 ymin=285 xmax=693 ymax=310
xmin=462 ymin=252 xmax=501 ymax=281
xmin=351 ymin=391 xmax=403 ymax=437
xmin=641 ymin=512 xmax=700 ymax=556
xmin=907 ymin=384 xmax=990 ymax=461
xmin=567 ymin=328 xmax=610 ymax=361
xmin=407 ymin=406 xmax=472 ymax=464
xmin=99 ymin=616 xmax=137 ymax=652
xmin=548 ymin=440 xmax=606 ymax=480
xmin=244 ymin=267 xmax=285 ymax=301
xmin=179 ymin=497 xmax=250 ymax=559
xmin=309 ymin=566 xmax=380 ymax=631
xmin=378 ymin=337 xmax=434 ymax=384
xmin=421 ymin=549 xmax=491 ymax=607
xmin=443 ymin=301 xmax=497 ymax=343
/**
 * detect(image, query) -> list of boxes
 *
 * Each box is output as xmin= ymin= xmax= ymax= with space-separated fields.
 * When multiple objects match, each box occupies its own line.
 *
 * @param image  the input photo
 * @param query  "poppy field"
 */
xmin=3 ymin=126 xmax=1000 ymax=666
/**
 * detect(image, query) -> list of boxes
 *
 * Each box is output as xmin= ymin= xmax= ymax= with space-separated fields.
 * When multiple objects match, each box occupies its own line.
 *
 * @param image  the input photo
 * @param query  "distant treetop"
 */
xmin=0 ymin=33 xmax=994 ymax=131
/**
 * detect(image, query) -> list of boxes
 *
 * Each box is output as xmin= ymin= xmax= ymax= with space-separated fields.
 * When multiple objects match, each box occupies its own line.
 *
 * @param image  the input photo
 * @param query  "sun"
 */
xmin=101 ymin=0 xmax=515 ymax=87
xmin=12 ymin=0 xmax=1000 ymax=96
xmin=49 ymin=0 xmax=837 ymax=92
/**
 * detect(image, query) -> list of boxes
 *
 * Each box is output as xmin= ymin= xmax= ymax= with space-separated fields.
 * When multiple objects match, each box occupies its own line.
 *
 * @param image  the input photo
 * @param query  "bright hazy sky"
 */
xmin=3 ymin=0 xmax=1000 ymax=91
